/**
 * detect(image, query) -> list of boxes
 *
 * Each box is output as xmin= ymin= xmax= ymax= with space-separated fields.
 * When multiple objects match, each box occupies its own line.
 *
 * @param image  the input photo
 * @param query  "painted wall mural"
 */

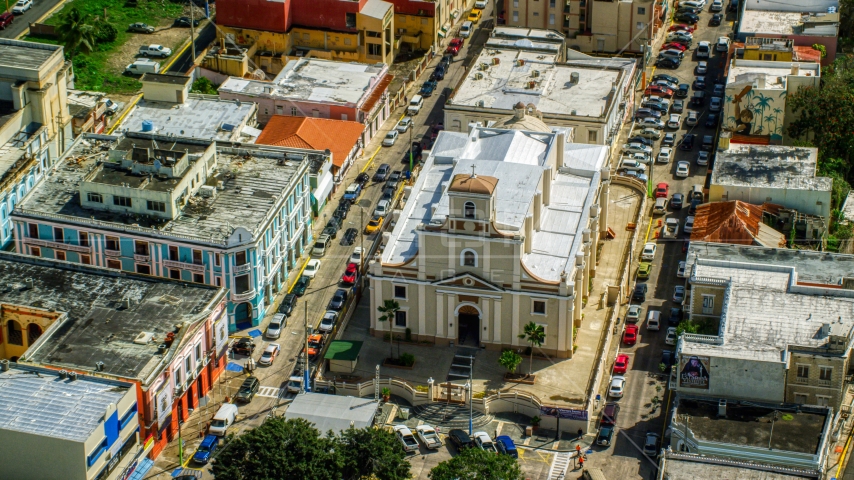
xmin=723 ymin=83 xmax=787 ymax=145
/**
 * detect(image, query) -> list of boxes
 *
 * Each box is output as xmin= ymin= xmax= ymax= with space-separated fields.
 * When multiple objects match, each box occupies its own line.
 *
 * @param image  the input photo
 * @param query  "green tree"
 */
xmin=377 ymin=299 xmax=400 ymax=360
xmin=518 ymin=321 xmax=545 ymax=375
xmin=55 ymin=8 xmax=96 ymax=59
xmin=92 ymin=21 xmax=118 ymax=44
xmin=429 ymin=446 xmax=523 ymax=480
xmin=191 ymin=77 xmax=219 ymax=95
xmin=337 ymin=426 xmax=412 ymax=480
xmin=211 ymin=417 xmax=341 ymax=480
xmin=498 ymin=349 xmax=522 ymax=375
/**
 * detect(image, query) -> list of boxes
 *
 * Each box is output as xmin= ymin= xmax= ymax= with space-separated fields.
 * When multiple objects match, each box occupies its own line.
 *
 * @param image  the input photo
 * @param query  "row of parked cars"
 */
xmin=393 ymin=424 xmax=519 ymax=456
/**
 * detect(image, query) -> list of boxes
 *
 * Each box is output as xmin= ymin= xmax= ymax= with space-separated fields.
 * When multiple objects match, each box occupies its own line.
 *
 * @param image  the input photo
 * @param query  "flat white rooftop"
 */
xmin=711 ymin=145 xmax=831 ymax=191
xmin=119 ymin=95 xmax=256 ymax=141
xmin=740 ymin=10 xmax=804 ymax=35
xmin=486 ymin=27 xmax=565 ymax=53
xmin=449 ymin=51 xmax=624 ymax=118
xmin=219 ymin=58 xmax=386 ymax=106
xmin=726 ymin=60 xmax=820 ymax=89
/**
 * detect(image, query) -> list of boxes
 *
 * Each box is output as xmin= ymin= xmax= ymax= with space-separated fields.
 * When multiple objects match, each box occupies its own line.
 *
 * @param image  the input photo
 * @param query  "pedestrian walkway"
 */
xmin=548 ymin=452 xmax=572 ymax=480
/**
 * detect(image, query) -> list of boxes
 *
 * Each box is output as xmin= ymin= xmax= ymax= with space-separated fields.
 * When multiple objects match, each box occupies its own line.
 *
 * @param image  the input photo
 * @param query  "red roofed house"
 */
xmin=256 ymin=116 xmax=365 ymax=215
xmin=689 ymin=201 xmax=787 ymax=248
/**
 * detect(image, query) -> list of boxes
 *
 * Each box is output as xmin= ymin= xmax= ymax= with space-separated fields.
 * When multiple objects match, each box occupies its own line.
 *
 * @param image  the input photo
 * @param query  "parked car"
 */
xmin=0 ymin=12 xmax=13 ymax=29
xmin=259 ymin=343 xmax=280 ymax=366
xmin=319 ymin=311 xmax=338 ymax=333
xmin=431 ymin=65 xmax=446 ymax=81
xmin=266 ymin=314 xmax=285 ymax=339
xmin=473 ymin=431 xmax=497 ymax=452
xmin=677 ymin=261 xmax=687 ymax=278
xmin=629 ymin=135 xmax=655 ymax=146
xmin=448 ymin=429 xmax=474 ymax=449
xmin=671 ymin=192 xmax=684 ymax=209
xmin=716 ymin=36 xmax=730 ymax=52
xmin=626 ymin=304 xmax=642 ymax=323
xmin=676 ymin=161 xmax=691 ymax=177
xmin=495 ymin=435 xmax=518 ymax=457
xmin=636 ymin=128 xmax=662 ymax=140
xmin=193 ymin=435 xmax=219 ymax=464
xmin=394 ymin=426 xmax=420 ymax=453
xmin=304 ymin=259 xmax=322 ymax=278
xmin=623 ymin=324 xmax=638 ymax=345
xmin=675 ymin=12 xmax=700 ymax=23
xmin=602 ymin=402 xmax=621 ymax=426
xmin=669 ymin=306 xmax=684 ymax=325
xmin=637 ymin=262 xmax=652 ymax=279
xmin=638 ymin=117 xmax=666 ymax=129
xmin=396 ymin=117 xmax=413 ymax=133
xmin=673 ymin=285 xmax=686 ymax=303
xmin=279 ymin=293 xmax=298 ymax=316
xmin=710 ymin=13 xmax=723 ymax=25
xmin=655 ymin=57 xmax=680 ymax=69
xmin=710 ymin=0 xmax=723 ymax=10
xmin=686 ymin=111 xmax=700 ymax=127
xmin=697 ymin=41 xmax=711 ymax=58
xmin=128 ymin=22 xmax=156 ymax=33
xmin=609 ymin=376 xmax=626 ymax=398
xmin=420 ymin=80 xmax=438 ymax=97
xmin=642 ymin=102 xmax=669 ymax=114
xmin=641 ymin=242 xmax=657 ymax=261
xmin=672 ymin=99 xmax=685 ymax=113
xmin=665 ymin=327 xmax=677 ymax=346
xmin=446 ymin=38 xmax=463 ymax=55
xmin=174 ymin=16 xmax=201 ymax=27
xmin=666 ymin=114 xmax=681 ymax=129
xmin=327 ymin=288 xmax=349 ymax=311
xmin=341 ymin=227 xmax=358 ymax=246
xmin=234 ymin=376 xmax=260 ymax=402
xmin=416 ymin=425 xmax=443 ymax=450
xmin=710 ymin=96 xmax=722 ymax=112
xmin=658 ymin=147 xmax=673 ymax=163
xmin=613 ymin=354 xmax=630 ymax=374
xmin=632 ymin=283 xmax=648 ymax=302
xmin=695 ymin=61 xmax=708 ymax=75
xmin=645 ymin=85 xmax=674 ymax=98
xmin=655 ymin=182 xmax=669 ymax=198
xmin=644 ymin=432 xmax=661 ymax=457
xmin=382 ymin=130 xmax=399 ymax=147
xmin=293 ymin=275 xmax=310 ymax=296
xmin=662 ymin=42 xmax=688 ymax=52
xmin=597 ymin=426 xmax=615 ymax=447
xmin=349 ymin=247 xmax=364 ymax=266
xmin=704 ymin=114 xmax=718 ymax=128
xmin=658 ymin=49 xmax=685 ymax=60
xmin=12 ymin=0 xmax=32 ymax=15
xmin=622 ymin=143 xmax=653 ymax=156
xmin=341 ymin=263 xmax=359 ymax=285
xmin=373 ymin=163 xmax=391 ymax=181
xmin=680 ymin=134 xmax=696 ymax=150
xmin=355 ymin=172 xmax=370 ymax=186
xmin=139 ymin=44 xmax=172 ymax=57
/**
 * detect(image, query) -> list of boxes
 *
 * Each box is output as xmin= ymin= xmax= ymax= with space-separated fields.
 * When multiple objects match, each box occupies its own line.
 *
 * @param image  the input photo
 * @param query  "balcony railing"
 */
xmin=794 ymin=377 xmax=809 ymax=385
xmin=818 ymin=379 xmax=832 ymax=387
xmin=105 ymin=248 xmax=120 ymax=257
xmin=234 ymin=263 xmax=252 ymax=274
xmin=134 ymin=254 xmax=151 ymax=263
xmin=23 ymin=237 xmax=91 ymax=254
xmin=164 ymin=259 xmax=206 ymax=273
xmin=233 ymin=289 xmax=256 ymax=302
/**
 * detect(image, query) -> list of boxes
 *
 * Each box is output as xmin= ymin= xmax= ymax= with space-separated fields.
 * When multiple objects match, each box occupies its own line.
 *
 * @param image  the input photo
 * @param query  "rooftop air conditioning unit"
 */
xmin=570 ymin=72 xmax=580 ymax=83
xmin=475 ymin=72 xmax=484 ymax=80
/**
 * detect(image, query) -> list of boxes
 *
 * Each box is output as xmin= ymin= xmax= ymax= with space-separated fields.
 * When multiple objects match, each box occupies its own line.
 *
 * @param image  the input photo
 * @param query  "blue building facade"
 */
xmin=11 ymin=133 xmax=316 ymax=331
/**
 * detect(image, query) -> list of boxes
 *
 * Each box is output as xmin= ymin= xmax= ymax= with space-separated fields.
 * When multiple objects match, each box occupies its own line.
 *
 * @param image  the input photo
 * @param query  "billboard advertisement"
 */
xmin=679 ymin=355 xmax=710 ymax=389
xmin=539 ymin=406 xmax=588 ymax=421
xmin=155 ymin=381 xmax=174 ymax=426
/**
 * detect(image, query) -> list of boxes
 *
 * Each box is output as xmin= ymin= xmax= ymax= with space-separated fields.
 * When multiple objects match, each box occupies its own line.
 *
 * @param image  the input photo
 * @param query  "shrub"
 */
xmin=93 ymin=22 xmax=117 ymax=44
xmin=399 ymin=352 xmax=415 ymax=367
xmin=405 ymin=327 xmax=412 ymax=342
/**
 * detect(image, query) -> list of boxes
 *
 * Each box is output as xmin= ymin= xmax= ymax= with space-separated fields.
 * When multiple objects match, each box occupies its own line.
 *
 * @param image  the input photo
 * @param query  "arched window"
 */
xmin=464 ymin=201 xmax=476 ymax=219
xmin=27 ymin=323 xmax=42 ymax=345
xmin=461 ymin=249 xmax=477 ymax=267
xmin=451 ymin=119 xmax=462 ymax=131
xmin=7 ymin=320 xmax=22 ymax=346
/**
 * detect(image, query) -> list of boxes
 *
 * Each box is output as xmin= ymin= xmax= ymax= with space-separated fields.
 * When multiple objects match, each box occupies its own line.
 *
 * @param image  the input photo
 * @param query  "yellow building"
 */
xmin=0 ymin=303 xmax=63 ymax=361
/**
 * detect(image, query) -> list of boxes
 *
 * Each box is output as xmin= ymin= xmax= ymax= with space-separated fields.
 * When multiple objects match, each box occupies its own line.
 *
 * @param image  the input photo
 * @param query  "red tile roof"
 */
xmin=256 ymin=116 xmax=365 ymax=167
xmin=793 ymin=46 xmax=822 ymax=63
xmin=360 ymin=74 xmax=393 ymax=114
xmin=690 ymin=200 xmax=786 ymax=247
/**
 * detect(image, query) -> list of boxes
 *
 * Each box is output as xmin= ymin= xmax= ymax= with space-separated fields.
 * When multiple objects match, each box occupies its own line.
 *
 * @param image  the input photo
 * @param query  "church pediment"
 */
xmin=433 ymin=273 xmax=504 ymax=292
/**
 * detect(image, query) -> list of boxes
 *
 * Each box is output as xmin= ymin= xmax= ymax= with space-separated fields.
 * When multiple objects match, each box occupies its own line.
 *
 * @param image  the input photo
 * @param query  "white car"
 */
xmin=609 ymin=376 xmax=626 ymax=398
xmin=627 ymin=304 xmax=642 ymax=323
xmin=12 ymin=0 xmax=32 ymax=13
xmin=710 ymin=96 xmax=722 ymax=112
xmin=677 ymin=261 xmax=687 ymax=278
xmin=319 ymin=310 xmax=338 ymax=333
xmin=396 ymin=117 xmax=412 ymax=133
xmin=638 ymin=117 xmax=665 ymax=130
xmin=716 ymin=36 xmax=730 ymax=52
xmin=695 ymin=61 xmax=708 ymax=75
xmin=625 ymin=152 xmax=651 ymax=164
xmin=697 ymin=41 xmax=711 ymax=58
xmin=684 ymin=216 xmax=695 ymax=234
xmin=473 ymin=432 xmax=497 ymax=452
xmin=637 ymin=127 xmax=662 ymax=139
xmin=697 ymin=151 xmax=710 ymax=166
xmin=349 ymin=247 xmax=364 ymax=265
xmin=303 ymin=259 xmax=322 ymax=278
xmin=382 ymin=130 xmax=399 ymax=146
xmin=685 ymin=111 xmax=700 ymax=127
xmin=265 ymin=313 xmax=286 ymax=339
xmin=667 ymin=32 xmax=693 ymax=42
xmin=621 ymin=159 xmax=647 ymax=173
xmin=641 ymin=242 xmax=657 ymax=261
xmin=258 ymin=343 xmax=280 ymax=365
xmin=711 ymin=0 xmax=723 ymax=10
xmin=622 ymin=143 xmax=653 ymax=156
xmin=374 ymin=199 xmax=391 ymax=217
xmin=665 ymin=327 xmax=677 ymax=346
xmin=676 ymin=161 xmax=690 ymax=178
xmin=644 ymin=96 xmax=671 ymax=109
xmin=682 ymin=0 xmax=705 ymax=7
xmin=667 ymin=114 xmax=681 ymax=129
xmin=475 ymin=0 xmax=488 ymax=7
xmin=657 ymin=147 xmax=673 ymax=164
xmin=673 ymin=285 xmax=686 ymax=303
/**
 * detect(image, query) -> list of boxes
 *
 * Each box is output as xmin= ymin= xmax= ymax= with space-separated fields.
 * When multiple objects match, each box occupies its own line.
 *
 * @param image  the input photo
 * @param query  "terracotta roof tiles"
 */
xmin=256 ymin=116 xmax=365 ymax=168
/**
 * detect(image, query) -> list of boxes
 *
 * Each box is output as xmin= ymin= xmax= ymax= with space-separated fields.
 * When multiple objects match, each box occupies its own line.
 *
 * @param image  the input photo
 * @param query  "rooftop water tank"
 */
xmin=141 ymin=120 xmax=154 ymax=132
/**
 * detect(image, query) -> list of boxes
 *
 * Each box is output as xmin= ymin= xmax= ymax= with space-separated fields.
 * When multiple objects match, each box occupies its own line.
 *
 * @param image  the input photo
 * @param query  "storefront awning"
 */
xmin=312 ymin=170 xmax=334 ymax=205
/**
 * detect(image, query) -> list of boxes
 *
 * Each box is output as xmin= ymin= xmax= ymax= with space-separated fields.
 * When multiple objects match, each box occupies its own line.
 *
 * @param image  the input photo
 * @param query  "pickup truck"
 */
xmin=286 ymin=375 xmax=303 ymax=393
xmin=416 ymin=425 xmax=442 ymax=450
xmin=661 ymin=217 xmax=680 ymax=238
xmin=393 ymin=425 xmax=420 ymax=452
xmin=139 ymin=44 xmax=172 ymax=58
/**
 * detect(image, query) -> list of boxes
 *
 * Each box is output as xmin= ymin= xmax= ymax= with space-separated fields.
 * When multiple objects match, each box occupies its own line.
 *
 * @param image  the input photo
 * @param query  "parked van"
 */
xmin=209 ymin=403 xmax=238 ymax=436
xmin=312 ymin=234 xmax=332 ymax=257
xmin=407 ymin=95 xmax=424 ymax=115
xmin=653 ymin=197 xmax=667 ymax=215
xmin=647 ymin=310 xmax=661 ymax=331
xmin=460 ymin=21 xmax=473 ymax=38
xmin=125 ymin=59 xmax=160 ymax=75
xmin=690 ymin=184 xmax=704 ymax=201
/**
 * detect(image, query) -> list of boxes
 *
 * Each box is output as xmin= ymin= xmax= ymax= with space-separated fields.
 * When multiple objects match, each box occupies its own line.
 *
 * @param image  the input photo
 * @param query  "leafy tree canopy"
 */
xmin=429 ymin=447 xmax=523 ymax=480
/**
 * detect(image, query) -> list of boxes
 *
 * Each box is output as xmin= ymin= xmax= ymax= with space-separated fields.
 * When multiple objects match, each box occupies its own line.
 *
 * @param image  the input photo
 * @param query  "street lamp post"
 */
xmin=189 ymin=0 xmax=196 ymax=64
xmin=303 ymin=302 xmax=311 ymax=393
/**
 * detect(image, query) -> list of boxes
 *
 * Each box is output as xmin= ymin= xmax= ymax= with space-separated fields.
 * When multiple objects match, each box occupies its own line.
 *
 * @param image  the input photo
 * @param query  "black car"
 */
xmin=656 ymin=57 xmax=680 ymax=69
xmin=710 ymin=13 xmax=723 ymax=25
xmin=234 ymin=376 xmax=260 ymax=402
xmin=679 ymin=134 xmax=696 ymax=150
xmin=381 ymin=186 xmax=395 ymax=201
xmin=174 ymin=16 xmax=201 ymax=27
xmin=341 ymin=228 xmax=358 ymax=246
xmin=669 ymin=307 xmax=683 ymax=325
xmin=676 ymin=84 xmax=689 ymax=98
xmin=279 ymin=293 xmax=298 ymax=316
xmin=676 ymin=6 xmax=701 ymax=15
xmin=420 ymin=80 xmax=438 ymax=97
xmin=601 ymin=402 xmax=620 ymax=426
xmin=705 ymin=114 xmax=718 ymax=128
xmin=327 ymin=288 xmax=349 ymax=311
xmin=728 ymin=0 xmax=739 ymax=11
xmin=402 ymin=148 xmax=422 ymax=164
xmin=689 ymin=199 xmax=701 ymax=215
xmin=293 ymin=275 xmax=310 ymax=296
xmin=322 ymin=226 xmax=337 ymax=239
xmin=634 ymin=108 xmax=662 ymax=120
xmin=675 ymin=12 xmax=700 ymax=23
xmin=431 ymin=65 xmax=446 ymax=81
xmin=632 ymin=283 xmax=648 ymax=302
xmin=627 ymin=136 xmax=653 ymax=147
xmin=661 ymin=350 xmax=676 ymax=370
xmin=440 ymin=54 xmax=453 ymax=69
xmin=232 ymin=337 xmax=256 ymax=356
xmin=642 ymin=102 xmax=669 ymax=113
xmin=701 ymin=135 xmax=714 ymax=151
xmin=671 ymin=192 xmax=684 ymax=209
xmin=333 ymin=204 xmax=349 ymax=221
xmin=448 ymin=429 xmax=474 ymax=449
xmin=355 ymin=172 xmax=370 ymax=186
xmin=692 ymin=77 xmax=706 ymax=90
xmin=596 ymin=426 xmax=615 ymax=447
xmin=652 ymin=74 xmax=679 ymax=85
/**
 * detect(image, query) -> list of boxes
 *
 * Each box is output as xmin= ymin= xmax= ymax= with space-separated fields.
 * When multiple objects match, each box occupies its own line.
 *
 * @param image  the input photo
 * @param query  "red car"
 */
xmin=645 ymin=85 xmax=674 ymax=98
xmin=446 ymin=38 xmax=463 ymax=56
xmin=341 ymin=262 xmax=358 ymax=285
xmin=661 ymin=42 xmax=688 ymax=52
xmin=613 ymin=354 xmax=630 ymax=374
xmin=623 ymin=325 xmax=638 ymax=345
xmin=655 ymin=182 xmax=669 ymax=198
xmin=669 ymin=23 xmax=696 ymax=32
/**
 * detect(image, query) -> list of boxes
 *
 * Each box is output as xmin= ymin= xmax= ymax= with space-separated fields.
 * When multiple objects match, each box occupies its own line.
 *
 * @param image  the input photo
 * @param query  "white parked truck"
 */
xmin=415 ymin=425 xmax=442 ymax=449
xmin=393 ymin=425 xmax=420 ymax=452
xmin=139 ymin=44 xmax=172 ymax=57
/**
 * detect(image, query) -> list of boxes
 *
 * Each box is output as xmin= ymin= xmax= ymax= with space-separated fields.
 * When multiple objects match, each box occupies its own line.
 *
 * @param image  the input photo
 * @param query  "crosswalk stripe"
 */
xmin=257 ymin=386 xmax=282 ymax=398
xmin=548 ymin=451 xmax=572 ymax=480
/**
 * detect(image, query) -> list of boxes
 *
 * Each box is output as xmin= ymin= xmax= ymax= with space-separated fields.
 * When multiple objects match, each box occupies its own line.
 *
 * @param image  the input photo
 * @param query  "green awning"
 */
xmin=324 ymin=340 xmax=363 ymax=361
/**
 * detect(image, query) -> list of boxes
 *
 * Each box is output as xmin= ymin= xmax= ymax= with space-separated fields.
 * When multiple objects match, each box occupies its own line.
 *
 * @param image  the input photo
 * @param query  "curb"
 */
xmin=16 ymin=0 xmax=68 ymax=39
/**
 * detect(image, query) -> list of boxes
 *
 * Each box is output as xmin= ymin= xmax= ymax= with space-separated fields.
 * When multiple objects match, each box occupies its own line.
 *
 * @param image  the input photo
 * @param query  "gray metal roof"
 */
xmin=119 ymin=94 xmax=256 ymax=141
xmin=1 ymin=252 xmax=222 ymax=381
xmin=0 ymin=39 xmax=62 ymax=76
xmin=0 ymin=365 xmax=132 ymax=443
xmin=285 ymin=393 xmax=378 ymax=433
xmin=662 ymin=455 xmax=815 ymax=479
xmin=711 ymin=145 xmax=831 ymax=191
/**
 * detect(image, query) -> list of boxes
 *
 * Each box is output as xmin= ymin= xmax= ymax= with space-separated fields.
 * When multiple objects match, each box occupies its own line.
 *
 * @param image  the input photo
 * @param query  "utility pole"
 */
xmin=469 ymin=355 xmax=474 ymax=435
xmin=189 ymin=0 xmax=196 ymax=64
xmin=409 ymin=125 xmax=413 ymax=173
xmin=303 ymin=302 xmax=311 ymax=393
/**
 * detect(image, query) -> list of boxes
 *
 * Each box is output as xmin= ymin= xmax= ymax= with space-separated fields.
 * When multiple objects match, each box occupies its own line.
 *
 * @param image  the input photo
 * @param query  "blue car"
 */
xmin=420 ymin=80 xmax=437 ymax=97
xmin=495 ymin=435 xmax=518 ymax=458
xmin=193 ymin=435 xmax=219 ymax=464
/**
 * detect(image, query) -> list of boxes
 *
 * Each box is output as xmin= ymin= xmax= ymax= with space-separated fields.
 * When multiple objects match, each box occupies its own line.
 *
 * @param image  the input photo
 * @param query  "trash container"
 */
xmin=399 ymin=407 xmax=410 ymax=420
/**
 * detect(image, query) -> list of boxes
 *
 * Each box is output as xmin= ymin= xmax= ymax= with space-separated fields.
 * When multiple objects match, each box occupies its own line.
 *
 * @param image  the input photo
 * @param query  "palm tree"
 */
xmin=376 ymin=299 xmax=400 ymax=361
xmin=765 ymin=115 xmax=776 ymax=137
xmin=518 ymin=322 xmax=545 ymax=375
xmin=55 ymin=8 xmax=96 ymax=59
xmin=772 ymin=107 xmax=784 ymax=135
xmin=752 ymin=93 xmax=774 ymax=122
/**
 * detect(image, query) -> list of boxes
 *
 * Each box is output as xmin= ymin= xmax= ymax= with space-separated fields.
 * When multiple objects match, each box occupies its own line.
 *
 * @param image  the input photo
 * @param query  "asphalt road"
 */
xmin=164 ymin=21 xmax=215 ymax=73
xmin=0 ymin=0 xmax=64 ymax=39
xmin=593 ymin=4 xmax=736 ymax=479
